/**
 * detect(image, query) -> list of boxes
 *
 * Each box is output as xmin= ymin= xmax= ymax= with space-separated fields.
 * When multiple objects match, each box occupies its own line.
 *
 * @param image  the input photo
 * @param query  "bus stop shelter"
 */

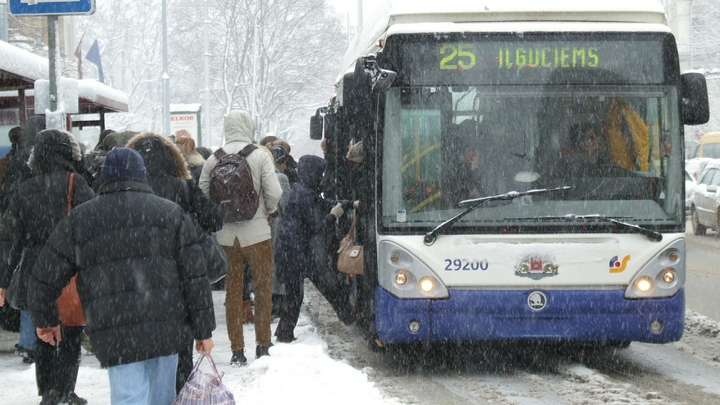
xmin=0 ymin=40 xmax=128 ymax=134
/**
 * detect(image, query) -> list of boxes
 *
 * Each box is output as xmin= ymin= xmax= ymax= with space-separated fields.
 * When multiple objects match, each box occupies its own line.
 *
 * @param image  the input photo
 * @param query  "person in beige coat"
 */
xmin=199 ymin=110 xmax=282 ymax=365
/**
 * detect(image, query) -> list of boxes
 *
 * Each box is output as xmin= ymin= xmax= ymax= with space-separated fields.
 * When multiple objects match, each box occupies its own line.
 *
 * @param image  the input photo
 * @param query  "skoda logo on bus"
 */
xmin=527 ymin=291 xmax=547 ymax=311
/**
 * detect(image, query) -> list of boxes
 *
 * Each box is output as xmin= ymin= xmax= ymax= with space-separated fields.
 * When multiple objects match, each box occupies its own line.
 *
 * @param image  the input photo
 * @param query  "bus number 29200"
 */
xmin=444 ymin=259 xmax=489 ymax=271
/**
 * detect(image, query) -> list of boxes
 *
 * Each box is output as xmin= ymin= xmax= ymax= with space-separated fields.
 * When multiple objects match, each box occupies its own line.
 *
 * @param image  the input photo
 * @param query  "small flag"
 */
xmin=86 ymin=39 xmax=104 ymax=84
xmin=74 ymin=37 xmax=83 ymax=80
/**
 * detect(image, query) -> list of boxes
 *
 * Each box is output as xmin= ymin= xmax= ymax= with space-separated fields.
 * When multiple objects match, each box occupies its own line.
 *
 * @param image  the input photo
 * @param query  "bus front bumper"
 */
xmin=374 ymin=287 xmax=685 ymax=344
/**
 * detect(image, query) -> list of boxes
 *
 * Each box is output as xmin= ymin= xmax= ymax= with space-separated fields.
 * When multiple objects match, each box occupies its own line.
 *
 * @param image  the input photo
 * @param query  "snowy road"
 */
xmin=307 ymin=287 xmax=720 ymax=404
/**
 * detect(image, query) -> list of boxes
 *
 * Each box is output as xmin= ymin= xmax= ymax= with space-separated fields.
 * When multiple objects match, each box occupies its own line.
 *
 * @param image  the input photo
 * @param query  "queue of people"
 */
xmin=0 ymin=110 xmax=362 ymax=405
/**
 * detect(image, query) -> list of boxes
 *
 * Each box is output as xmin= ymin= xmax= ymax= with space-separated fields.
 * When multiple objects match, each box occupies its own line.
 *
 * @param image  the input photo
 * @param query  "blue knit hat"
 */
xmin=101 ymin=147 xmax=147 ymax=180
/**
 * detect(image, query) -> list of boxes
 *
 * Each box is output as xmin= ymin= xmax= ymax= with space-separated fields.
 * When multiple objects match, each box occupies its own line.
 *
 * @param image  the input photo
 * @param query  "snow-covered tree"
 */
xmin=171 ymin=0 xmax=346 ymax=147
xmin=76 ymin=0 xmax=346 ymax=148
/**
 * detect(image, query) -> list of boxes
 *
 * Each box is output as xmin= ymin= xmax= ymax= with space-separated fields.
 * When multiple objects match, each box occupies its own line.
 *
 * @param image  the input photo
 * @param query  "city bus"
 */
xmin=310 ymin=0 xmax=709 ymax=349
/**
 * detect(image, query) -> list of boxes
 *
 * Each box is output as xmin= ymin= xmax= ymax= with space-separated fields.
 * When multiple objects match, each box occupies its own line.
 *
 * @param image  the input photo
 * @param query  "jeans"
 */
xmin=108 ymin=354 xmax=178 ymax=405
xmin=19 ymin=310 xmax=37 ymax=351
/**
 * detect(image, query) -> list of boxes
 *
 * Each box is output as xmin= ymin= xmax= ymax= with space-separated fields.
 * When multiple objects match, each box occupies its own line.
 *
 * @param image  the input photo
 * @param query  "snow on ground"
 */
xmin=685 ymin=308 xmax=720 ymax=338
xmin=0 ymin=291 xmax=400 ymax=405
xmin=2 ymin=294 xmax=720 ymax=404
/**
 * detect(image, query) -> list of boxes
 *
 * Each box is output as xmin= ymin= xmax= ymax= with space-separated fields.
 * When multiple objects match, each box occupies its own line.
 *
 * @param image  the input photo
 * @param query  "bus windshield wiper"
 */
xmin=423 ymin=186 xmax=571 ymax=246
xmin=508 ymin=214 xmax=662 ymax=242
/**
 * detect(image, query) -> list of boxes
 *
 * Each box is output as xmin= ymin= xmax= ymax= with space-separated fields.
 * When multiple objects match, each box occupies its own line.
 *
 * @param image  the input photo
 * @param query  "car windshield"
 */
xmin=380 ymin=85 xmax=683 ymax=232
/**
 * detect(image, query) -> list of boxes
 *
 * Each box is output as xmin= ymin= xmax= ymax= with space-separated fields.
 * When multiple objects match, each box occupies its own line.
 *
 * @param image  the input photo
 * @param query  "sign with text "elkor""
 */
xmin=9 ymin=0 xmax=96 ymax=16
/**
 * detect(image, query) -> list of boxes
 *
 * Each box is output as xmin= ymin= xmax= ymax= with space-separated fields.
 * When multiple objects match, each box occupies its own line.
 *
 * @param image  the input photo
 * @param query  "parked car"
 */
xmin=686 ymin=157 xmax=713 ymax=182
xmin=690 ymin=161 xmax=720 ymax=235
xmin=686 ymin=169 xmax=697 ymax=215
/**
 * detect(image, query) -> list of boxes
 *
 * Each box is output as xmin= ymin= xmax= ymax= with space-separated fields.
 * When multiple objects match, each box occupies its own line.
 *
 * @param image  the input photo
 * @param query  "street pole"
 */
xmin=251 ymin=24 xmax=257 ymax=141
xmin=48 ymin=16 xmax=58 ymax=114
xmin=162 ymin=0 xmax=170 ymax=136
xmin=203 ymin=0 xmax=211 ymax=147
xmin=357 ymin=0 xmax=363 ymax=29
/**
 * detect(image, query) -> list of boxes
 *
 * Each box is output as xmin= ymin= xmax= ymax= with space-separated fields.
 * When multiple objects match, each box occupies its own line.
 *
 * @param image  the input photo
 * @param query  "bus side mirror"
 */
xmin=342 ymin=58 xmax=373 ymax=129
xmin=681 ymin=72 xmax=710 ymax=126
xmin=310 ymin=109 xmax=323 ymax=140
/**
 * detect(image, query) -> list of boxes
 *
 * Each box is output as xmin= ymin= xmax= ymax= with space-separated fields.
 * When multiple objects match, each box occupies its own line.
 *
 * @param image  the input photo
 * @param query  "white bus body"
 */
xmin=314 ymin=0 xmax=709 ymax=347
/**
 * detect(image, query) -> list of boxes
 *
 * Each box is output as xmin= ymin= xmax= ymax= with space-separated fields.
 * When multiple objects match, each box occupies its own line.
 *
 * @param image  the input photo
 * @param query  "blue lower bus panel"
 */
xmin=375 ymin=287 xmax=685 ymax=344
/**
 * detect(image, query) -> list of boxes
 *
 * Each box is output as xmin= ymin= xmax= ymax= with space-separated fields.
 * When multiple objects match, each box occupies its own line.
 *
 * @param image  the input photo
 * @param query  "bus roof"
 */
xmin=343 ymin=0 xmax=668 ymax=74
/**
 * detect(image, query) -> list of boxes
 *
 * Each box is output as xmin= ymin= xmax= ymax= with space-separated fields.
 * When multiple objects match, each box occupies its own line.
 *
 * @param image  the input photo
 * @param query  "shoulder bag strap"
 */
xmin=67 ymin=173 xmax=75 ymax=214
xmin=345 ymin=214 xmax=357 ymax=240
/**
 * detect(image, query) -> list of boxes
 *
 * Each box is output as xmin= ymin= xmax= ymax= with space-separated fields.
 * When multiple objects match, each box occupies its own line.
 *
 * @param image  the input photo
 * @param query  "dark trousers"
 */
xmin=276 ymin=270 xmax=353 ymax=339
xmin=35 ymin=325 xmax=83 ymax=396
xmin=176 ymin=342 xmax=193 ymax=394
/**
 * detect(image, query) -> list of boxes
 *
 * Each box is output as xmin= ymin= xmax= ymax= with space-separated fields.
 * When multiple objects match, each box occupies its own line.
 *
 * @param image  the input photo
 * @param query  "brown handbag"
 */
xmin=57 ymin=173 xmax=86 ymax=327
xmin=337 ymin=215 xmax=363 ymax=275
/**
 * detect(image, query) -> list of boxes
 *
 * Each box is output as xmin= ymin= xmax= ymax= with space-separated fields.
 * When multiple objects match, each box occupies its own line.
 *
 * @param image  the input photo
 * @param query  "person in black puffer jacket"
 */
xmin=27 ymin=147 xmax=215 ymax=405
xmin=0 ymin=129 xmax=95 ymax=405
xmin=126 ymin=132 xmax=223 ymax=394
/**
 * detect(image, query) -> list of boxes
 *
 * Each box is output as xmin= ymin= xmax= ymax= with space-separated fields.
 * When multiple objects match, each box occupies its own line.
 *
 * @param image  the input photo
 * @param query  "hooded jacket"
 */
xmin=127 ymin=133 xmax=223 ymax=232
xmin=0 ymin=129 xmax=95 ymax=308
xmin=198 ymin=110 xmax=282 ymax=247
xmin=274 ymin=155 xmax=350 ymax=283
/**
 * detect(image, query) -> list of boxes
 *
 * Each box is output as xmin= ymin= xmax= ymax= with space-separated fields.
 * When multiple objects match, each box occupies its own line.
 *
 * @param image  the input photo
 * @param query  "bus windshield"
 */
xmin=379 ymin=34 xmax=683 ymax=233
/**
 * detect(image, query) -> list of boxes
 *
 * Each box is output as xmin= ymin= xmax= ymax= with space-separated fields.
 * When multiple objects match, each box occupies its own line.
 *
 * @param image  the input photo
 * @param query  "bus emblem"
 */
xmin=527 ymin=291 xmax=547 ymax=311
xmin=609 ymin=255 xmax=631 ymax=273
xmin=515 ymin=257 xmax=559 ymax=278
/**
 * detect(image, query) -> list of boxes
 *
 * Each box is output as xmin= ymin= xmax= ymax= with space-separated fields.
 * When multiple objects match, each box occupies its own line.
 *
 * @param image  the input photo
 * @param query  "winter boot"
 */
xmin=230 ymin=349 xmax=247 ymax=366
xmin=242 ymin=300 xmax=254 ymax=324
xmin=22 ymin=349 xmax=38 ymax=364
xmin=61 ymin=392 xmax=88 ymax=405
xmin=39 ymin=389 xmax=61 ymax=405
xmin=256 ymin=343 xmax=273 ymax=358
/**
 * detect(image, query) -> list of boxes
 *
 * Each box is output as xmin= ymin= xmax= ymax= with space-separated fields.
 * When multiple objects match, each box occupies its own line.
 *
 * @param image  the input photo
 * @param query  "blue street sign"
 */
xmin=8 ymin=0 xmax=95 ymax=16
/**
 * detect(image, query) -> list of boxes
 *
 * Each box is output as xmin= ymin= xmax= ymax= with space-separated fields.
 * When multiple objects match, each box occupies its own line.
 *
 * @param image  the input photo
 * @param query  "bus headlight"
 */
xmin=625 ymin=239 xmax=685 ymax=299
xmin=635 ymin=276 xmax=654 ymax=293
xmin=419 ymin=277 xmax=436 ymax=293
xmin=379 ymin=241 xmax=449 ymax=299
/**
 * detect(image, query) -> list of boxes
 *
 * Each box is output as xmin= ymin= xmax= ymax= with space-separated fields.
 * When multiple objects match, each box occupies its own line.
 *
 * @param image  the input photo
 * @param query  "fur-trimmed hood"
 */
xmin=126 ymin=132 xmax=191 ymax=180
xmin=27 ymin=129 xmax=82 ymax=174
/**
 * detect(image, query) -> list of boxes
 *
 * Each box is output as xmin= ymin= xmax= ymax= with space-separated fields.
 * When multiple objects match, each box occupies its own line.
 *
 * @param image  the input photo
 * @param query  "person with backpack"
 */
xmin=199 ymin=110 xmax=282 ymax=365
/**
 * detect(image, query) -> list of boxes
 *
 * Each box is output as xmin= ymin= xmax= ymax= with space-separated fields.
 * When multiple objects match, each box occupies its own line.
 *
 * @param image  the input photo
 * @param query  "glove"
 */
xmin=330 ymin=203 xmax=344 ymax=218
xmin=353 ymin=200 xmax=360 ymax=209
